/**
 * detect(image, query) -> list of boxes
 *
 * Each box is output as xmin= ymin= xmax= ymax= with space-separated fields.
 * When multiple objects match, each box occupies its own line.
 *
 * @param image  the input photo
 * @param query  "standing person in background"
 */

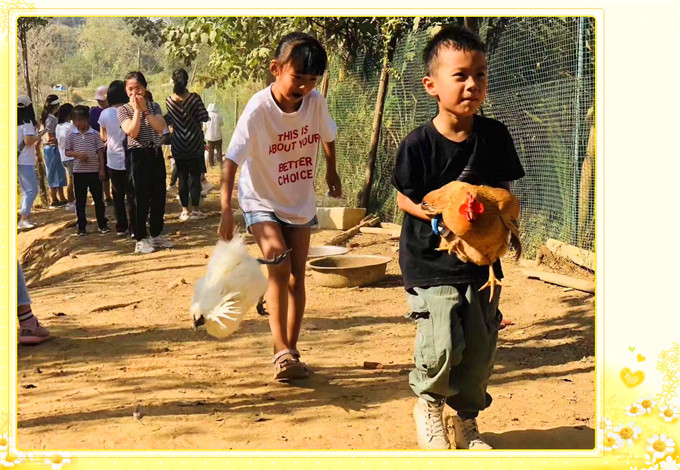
xmin=64 ymin=105 xmax=109 ymax=236
xmin=39 ymin=94 xmax=68 ymax=208
xmin=117 ymin=71 xmax=173 ymax=254
xmin=163 ymin=112 xmax=178 ymax=191
xmin=17 ymin=95 xmax=47 ymax=230
xmin=91 ymin=85 xmax=113 ymax=205
xmin=100 ymin=80 xmax=136 ymax=237
xmin=165 ymin=68 xmax=210 ymax=221
xmin=204 ymin=103 xmax=224 ymax=167
xmin=55 ymin=103 xmax=76 ymax=211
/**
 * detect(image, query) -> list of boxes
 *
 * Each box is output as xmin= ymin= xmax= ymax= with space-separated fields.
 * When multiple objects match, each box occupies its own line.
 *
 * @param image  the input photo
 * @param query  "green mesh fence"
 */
xmin=318 ymin=17 xmax=596 ymax=257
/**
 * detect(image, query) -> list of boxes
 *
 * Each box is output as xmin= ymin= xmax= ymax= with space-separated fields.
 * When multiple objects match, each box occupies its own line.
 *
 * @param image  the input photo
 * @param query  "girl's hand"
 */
xmin=129 ymin=94 xmax=138 ymax=111
xmin=326 ymin=169 xmax=342 ymax=198
xmin=218 ymin=210 xmax=235 ymax=241
xmin=99 ymin=169 xmax=106 ymax=181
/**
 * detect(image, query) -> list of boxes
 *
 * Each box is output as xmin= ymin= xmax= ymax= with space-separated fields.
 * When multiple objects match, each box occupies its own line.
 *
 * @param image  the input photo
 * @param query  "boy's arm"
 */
xmin=322 ymin=140 xmax=341 ymax=197
xmin=397 ymin=192 xmax=431 ymax=222
xmin=218 ymin=159 xmax=238 ymax=241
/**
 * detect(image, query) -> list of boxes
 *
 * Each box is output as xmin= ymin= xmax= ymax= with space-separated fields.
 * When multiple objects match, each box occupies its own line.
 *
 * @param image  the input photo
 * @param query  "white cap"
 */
xmin=94 ymin=85 xmax=108 ymax=101
xmin=17 ymin=95 xmax=31 ymax=108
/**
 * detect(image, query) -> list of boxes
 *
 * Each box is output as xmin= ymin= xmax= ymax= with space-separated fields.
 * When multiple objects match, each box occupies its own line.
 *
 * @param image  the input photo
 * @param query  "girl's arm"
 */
xmin=142 ymin=101 xmax=166 ymax=135
xmin=322 ymin=140 xmax=342 ymax=197
xmin=100 ymin=125 xmax=108 ymax=143
xmin=120 ymin=113 xmax=141 ymax=139
xmin=23 ymin=128 xmax=46 ymax=147
xmin=397 ymin=191 xmax=430 ymax=222
xmin=218 ymin=159 xmax=238 ymax=241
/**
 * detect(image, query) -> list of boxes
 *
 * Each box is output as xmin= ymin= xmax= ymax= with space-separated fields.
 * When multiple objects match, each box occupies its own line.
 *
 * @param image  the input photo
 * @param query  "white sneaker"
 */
xmin=451 ymin=416 xmax=493 ymax=449
xmin=413 ymin=398 xmax=451 ymax=450
xmin=201 ymin=181 xmax=213 ymax=193
xmin=189 ymin=210 xmax=207 ymax=220
xmin=150 ymin=234 xmax=174 ymax=249
xmin=64 ymin=202 xmax=76 ymax=211
xmin=18 ymin=219 xmax=36 ymax=230
xmin=179 ymin=211 xmax=191 ymax=222
xmin=134 ymin=238 xmax=155 ymax=254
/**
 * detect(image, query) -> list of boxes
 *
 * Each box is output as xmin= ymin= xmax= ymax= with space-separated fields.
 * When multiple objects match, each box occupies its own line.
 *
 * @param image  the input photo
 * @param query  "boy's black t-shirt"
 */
xmin=392 ymin=115 xmax=525 ymax=290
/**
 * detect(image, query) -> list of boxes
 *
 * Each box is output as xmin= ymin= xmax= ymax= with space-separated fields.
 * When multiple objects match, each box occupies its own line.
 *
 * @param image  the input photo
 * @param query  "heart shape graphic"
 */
xmin=628 ymin=346 xmax=636 ymax=352
xmin=637 ymin=354 xmax=646 ymax=362
xmin=621 ymin=367 xmax=645 ymax=387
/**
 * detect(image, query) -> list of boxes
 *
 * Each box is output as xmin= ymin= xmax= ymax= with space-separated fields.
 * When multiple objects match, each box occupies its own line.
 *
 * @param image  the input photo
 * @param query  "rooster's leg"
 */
xmin=478 ymin=265 xmax=502 ymax=302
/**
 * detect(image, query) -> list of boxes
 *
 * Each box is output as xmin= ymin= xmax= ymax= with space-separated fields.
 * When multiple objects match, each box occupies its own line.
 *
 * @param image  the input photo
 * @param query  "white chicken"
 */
xmin=190 ymin=235 xmax=269 ymax=339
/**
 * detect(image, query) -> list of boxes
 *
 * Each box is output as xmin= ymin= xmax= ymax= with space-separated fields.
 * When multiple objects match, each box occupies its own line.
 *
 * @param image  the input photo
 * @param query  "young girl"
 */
xmin=219 ymin=32 xmax=341 ymax=381
xmin=40 ymin=94 xmax=68 ymax=208
xmin=17 ymin=95 xmax=47 ymax=230
xmin=56 ymin=103 xmax=76 ymax=211
xmin=100 ymin=80 xmax=135 ymax=237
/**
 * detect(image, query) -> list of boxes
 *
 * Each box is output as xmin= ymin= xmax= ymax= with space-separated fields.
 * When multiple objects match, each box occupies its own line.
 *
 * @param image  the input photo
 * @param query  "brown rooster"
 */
xmin=421 ymin=181 xmax=521 ymax=301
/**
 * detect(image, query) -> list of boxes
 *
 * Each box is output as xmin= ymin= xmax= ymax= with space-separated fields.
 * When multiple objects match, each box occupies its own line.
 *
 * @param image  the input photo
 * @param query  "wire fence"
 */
xmin=207 ymin=17 xmax=596 ymax=257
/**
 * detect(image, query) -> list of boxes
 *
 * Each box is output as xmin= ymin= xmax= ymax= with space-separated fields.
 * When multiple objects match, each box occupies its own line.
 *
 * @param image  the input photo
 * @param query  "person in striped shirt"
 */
xmin=165 ymin=68 xmax=210 ymax=221
xmin=117 ymin=71 xmax=173 ymax=254
xmin=64 ymin=105 xmax=109 ymax=236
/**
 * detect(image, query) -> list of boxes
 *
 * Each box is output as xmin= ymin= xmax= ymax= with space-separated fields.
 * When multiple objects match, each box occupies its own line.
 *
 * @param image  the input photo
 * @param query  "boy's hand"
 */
xmin=218 ymin=210 xmax=235 ymax=241
xmin=75 ymin=152 xmax=88 ymax=162
xmin=325 ymin=169 xmax=342 ymax=198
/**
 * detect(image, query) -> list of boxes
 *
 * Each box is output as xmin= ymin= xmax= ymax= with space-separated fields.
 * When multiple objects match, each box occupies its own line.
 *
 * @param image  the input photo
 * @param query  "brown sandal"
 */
xmin=273 ymin=349 xmax=309 ymax=381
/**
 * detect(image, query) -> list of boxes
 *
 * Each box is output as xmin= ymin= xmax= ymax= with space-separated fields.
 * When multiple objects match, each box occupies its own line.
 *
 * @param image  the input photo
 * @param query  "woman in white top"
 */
xmin=55 ymin=103 xmax=76 ymax=210
xmin=100 ymin=80 xmax=136 ymax=237
xmin=17 ymin=95 xmax=47 ymax=230
xmin=39 ymin=94 xmax=68 ymax=208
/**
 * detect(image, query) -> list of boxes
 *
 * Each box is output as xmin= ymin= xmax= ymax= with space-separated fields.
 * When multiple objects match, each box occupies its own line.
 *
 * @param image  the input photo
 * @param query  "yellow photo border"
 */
xmin=2 ymin=4 xmax=679 ymax=470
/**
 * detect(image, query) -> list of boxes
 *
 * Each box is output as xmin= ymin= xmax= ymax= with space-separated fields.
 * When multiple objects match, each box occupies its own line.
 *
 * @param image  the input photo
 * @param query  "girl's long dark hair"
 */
xmin=57 ymin=103 xmax=74 ymax=124
xmin=107 ymin=80 xmax=127 ymax=106
xmin=172 ymin=68 xmax=189 ymax=94
xmin=40 ymin=94 xmax=60 ymax=126
xmin=18 ymin=104 xmax=36 ymax=126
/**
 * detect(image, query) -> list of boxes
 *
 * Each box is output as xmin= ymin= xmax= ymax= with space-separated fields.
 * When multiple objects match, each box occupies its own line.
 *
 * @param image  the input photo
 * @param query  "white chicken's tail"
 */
xmin=190 ymin=236 xmax=269 ymax=339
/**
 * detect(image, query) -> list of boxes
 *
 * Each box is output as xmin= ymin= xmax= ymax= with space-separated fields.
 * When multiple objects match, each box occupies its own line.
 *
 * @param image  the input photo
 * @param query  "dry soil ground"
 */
xmin=16 ymin=166 xmax=596 ymax=450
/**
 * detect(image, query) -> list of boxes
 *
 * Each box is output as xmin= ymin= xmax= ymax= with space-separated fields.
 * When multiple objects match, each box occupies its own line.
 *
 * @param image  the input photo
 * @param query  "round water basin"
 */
xmin=307 ymin=245 xmax=350 ymax=259
xmin=307 ymin=255 xmax=391 ymax=288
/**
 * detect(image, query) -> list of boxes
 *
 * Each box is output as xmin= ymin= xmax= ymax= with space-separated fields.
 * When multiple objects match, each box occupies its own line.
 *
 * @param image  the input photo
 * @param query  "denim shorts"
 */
xmin=243 ymin=211 xmax=318 ymax=234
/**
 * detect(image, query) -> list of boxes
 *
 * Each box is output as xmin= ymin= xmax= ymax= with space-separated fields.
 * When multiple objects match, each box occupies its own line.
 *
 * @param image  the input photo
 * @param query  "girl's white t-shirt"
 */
xmin=226 ymin=86 xmax=337 ymax=224
xmin=17 ymin=123 xmax=37 ymax=166
xmin=98 ymin=106 xmax=126 ymax=171
xmin=56 ymin=121 xmax=76 ymax=162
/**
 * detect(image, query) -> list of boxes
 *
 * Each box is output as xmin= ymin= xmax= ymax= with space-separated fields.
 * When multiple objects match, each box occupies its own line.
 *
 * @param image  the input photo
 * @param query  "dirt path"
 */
xmin=16 ymin=167 xmax=595 ymax=450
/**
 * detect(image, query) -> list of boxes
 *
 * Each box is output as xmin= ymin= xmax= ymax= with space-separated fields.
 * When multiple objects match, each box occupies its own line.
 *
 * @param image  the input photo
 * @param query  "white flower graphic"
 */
xmin=659 ymin=404 xmax=679 ymax=423
xmin=647 ymin=434 xmax=676 ymax=461
xmin=640 ymin=396 xmax=657 ymax=414
xmin=627 ymin=402 xmax=646 ymax=417
xmin=600 ymin=416 xmax=614 ymax=431
xmin=45 ymin=453 xmax=71 ymax=470
xmin=658 ymin=455 xmax=680 ymax=470
xmin=603 ymin=431 xmax=624 ymax=451
xmin=0 ymin=451 xmax=25 ymax=467
xmin=613 ymin=421 xmax=643 ymax=446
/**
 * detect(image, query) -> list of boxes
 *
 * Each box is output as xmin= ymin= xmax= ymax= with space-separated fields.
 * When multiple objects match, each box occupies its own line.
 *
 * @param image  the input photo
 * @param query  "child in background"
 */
xmin=219 ymin=32 xmax=341 ymax=381
xmin=17 ymin=95 xmax=47 ymax=230
xmin=56 ymin=103 xmax=76 ymax=211
xmin=39 ymin=94 xmax=68 ymax=208
xmin=392 ymin=26 xmax=524 ymax=450
xmin=64 ymin=105 xmax=109 ymax=236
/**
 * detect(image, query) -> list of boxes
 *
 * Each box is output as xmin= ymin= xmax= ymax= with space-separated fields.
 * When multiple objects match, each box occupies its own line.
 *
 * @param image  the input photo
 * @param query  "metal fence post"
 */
xmin=572 ymin=17 xmax=586 ymax=245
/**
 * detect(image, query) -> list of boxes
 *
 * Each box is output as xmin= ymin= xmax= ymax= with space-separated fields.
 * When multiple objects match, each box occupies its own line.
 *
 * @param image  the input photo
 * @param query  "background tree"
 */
xmin=17 ymin=17 xmax=48 ymax=103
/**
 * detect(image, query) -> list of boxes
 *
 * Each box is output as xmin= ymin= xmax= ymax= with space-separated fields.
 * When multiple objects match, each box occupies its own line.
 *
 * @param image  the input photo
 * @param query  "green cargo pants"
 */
xmin=406 ymin=282 xmax=502 ymax=415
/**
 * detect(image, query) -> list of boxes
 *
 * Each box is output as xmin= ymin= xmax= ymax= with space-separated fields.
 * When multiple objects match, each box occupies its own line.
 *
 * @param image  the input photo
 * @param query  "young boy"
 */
xmin=392 ymin=26 xmax=525 ymax=450
xmin=65 ymin=105 xmax=109 ymax=236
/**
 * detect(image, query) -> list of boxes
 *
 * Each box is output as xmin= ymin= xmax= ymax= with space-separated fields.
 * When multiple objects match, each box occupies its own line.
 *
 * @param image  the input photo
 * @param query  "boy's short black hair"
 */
xmin=71 ymin=105 xmax=90 ymax=121
xmin=275 ymin=32 xmax=327 ymax=76
xmin=57 ymin=103 xmax=73 ymax=124
xmin=423 ymin=25 xmax=486 ymax=75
